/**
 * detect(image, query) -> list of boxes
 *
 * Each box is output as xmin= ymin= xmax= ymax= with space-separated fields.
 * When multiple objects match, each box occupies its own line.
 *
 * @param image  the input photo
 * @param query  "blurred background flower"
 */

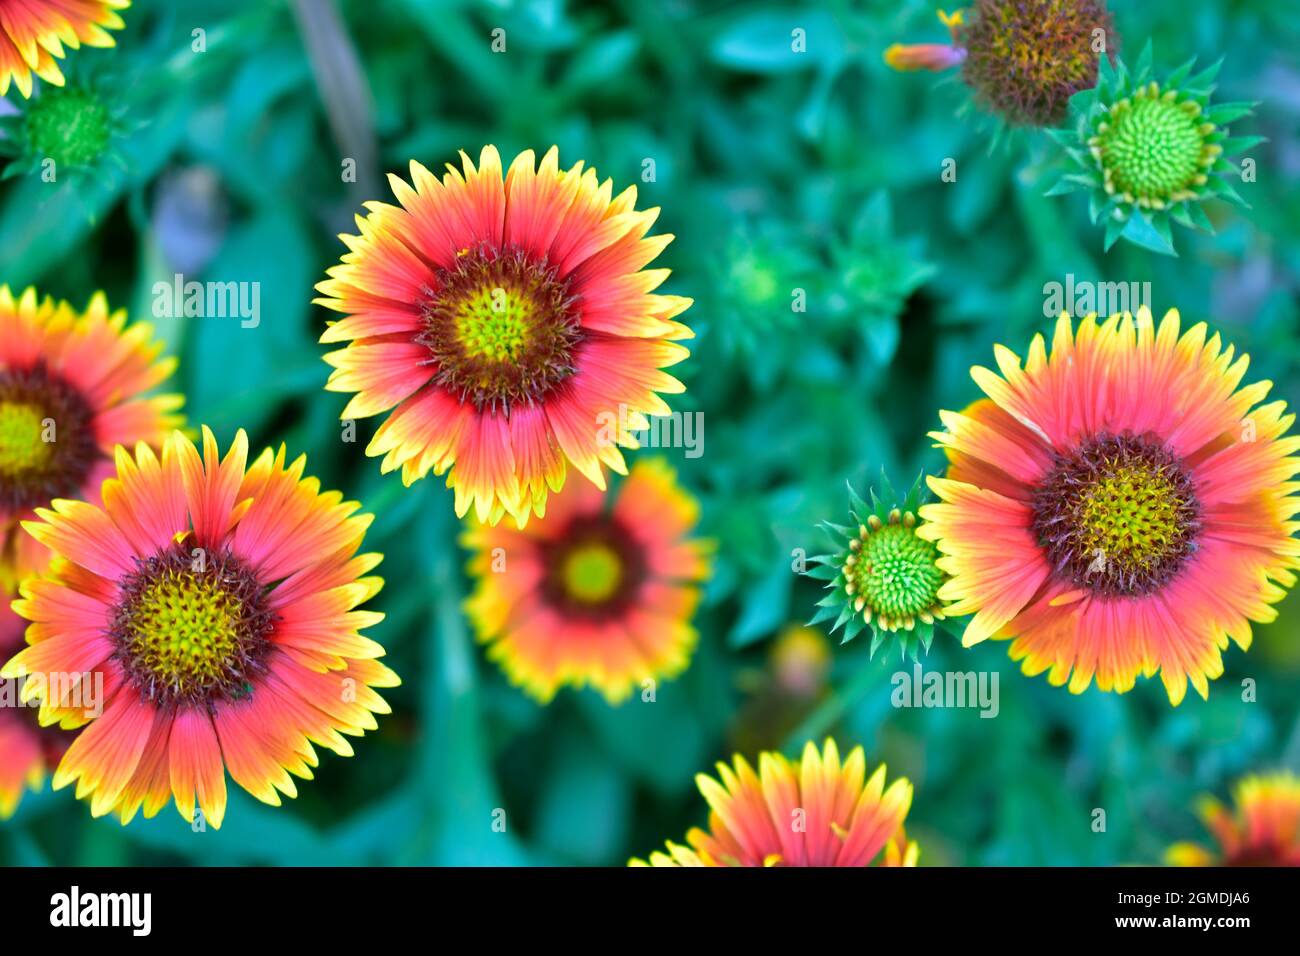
xmin=462 ymin=457 xmax=711 ymax=704
xmin=1166 ymin=771 xmax=1300 ymax=866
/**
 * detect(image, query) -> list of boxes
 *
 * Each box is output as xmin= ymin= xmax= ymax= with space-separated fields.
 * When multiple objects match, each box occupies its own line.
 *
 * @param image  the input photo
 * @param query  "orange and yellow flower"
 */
xmin=0 ymin=285 xmax=182 ymax=592
xmin=0 ymin=0 xmax=129 ymax=98
xmin=0 ymin=427 xmax=398 ymax=828
xmin=884 ymin=8 xmax=967 ymax=73
xmin=920 ymin=308 xmax=1300 ymax=705
xmin=1167 ymin=772 xmax=1300 ymax=866
xmin=317 ymin=145 xmax=693 ymax=528
xmin=463 ymin=456 xmax=710 ymax=704
xmin=769 ymin=625 xmax=832 ymax=698
xmin=631 ymin=739 xmax=918 ymax=867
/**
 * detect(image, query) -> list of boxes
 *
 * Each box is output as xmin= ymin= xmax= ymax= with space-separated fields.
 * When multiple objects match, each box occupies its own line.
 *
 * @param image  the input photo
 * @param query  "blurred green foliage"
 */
xmin=2 ymin=0 xmax=1298 ymax=867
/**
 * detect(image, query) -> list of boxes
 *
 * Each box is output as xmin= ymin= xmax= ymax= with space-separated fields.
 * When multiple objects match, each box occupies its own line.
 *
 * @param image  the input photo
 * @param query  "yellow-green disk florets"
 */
xmin=0 ymin=401 xmax=51 ymax=475
xmin=419 ymin=243 xmax=581 ymax=412
xmin=112 ymin=546 xmax=275 ymax=706
xmin=562 ymin=542 xmax=624 ymax=605
xmin=1091 ymin=83 xmax=1219 ymax=209
xmin=0 ymin=365 xmax=97 ymax=513
xmin=539 ymin=513 xmax=645 ymax=620
xmin=843 ymin=510 xmax=946 ymax=632
xmin=1031 ymin=433 xmax=1200 ymax=596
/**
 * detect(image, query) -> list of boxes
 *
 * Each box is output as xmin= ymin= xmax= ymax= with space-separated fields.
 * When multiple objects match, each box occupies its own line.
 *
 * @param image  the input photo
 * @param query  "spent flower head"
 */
xmin=886 ymin=2 xmax=1117 ymax=132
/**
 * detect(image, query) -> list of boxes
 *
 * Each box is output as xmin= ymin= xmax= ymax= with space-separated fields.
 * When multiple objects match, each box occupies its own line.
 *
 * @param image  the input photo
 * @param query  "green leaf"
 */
xmin=1097 ymin=47 xmax=1117 ymax=92
xmin=728 ymin=558 xmax=793 ymax=647
xmin=1103 ymin=213 xmax=1127 ymax=252
xmin=1164 ymin=55 xmax=1199 ymax=89
xmin=804 ymin=563 xmax=840 ymax=582
xmin=1045 ymin=177 xmax=1086 ymax=198
xmin=1219 ymin=135 xmax=1266 ymax=154
xmin=1089 ymin=191 xmax=1119 ymax=225
xmin=846 ymin=481 xmax=870 ymax=519
xmin=1119 ymin=210 xmax=1178 ymax=257
xmin=851 ymin=191 xmax=894 ymax=245
xmin=578 ymin=687 xmax=708 ymax=796
xmin=1134 ymin=39 xmax=1153 ymax=85
xmin=862 ymin=316 xmax=900 ymax=365
xmin=808 ymin=604 xmax=839 ymax=626
xmin=1045 ymin=126 xmax=1078 ymax=148
xmin=1185 ymin=58 xmax=1224 ymax=94
xmin=1208 ymin=176 xmax=1249 ymax=207
xmin=1203 ymin=101 xmax=1257 ymax=126
xmin=413 ymin=491 xmax=531 ymax=865
xmin=877 ymin=468 xmax=899 ymax=508
xmin=1113 ymin=53 xmax=1130 ymax=93
xmin=181 ymin=209 xmax=318 ymax=437
xmin=1185 ymin=200 xmax=1216 ymax=232
xmin=1067 ymin=86 xmax=1099 ymax=118
xmin=710 ymin=10 xmax=841 ymax=73
xmin=558 ymin=31 xmax=640 ymax=97
xmin=532 ymin=744 xmax=631 ymax=865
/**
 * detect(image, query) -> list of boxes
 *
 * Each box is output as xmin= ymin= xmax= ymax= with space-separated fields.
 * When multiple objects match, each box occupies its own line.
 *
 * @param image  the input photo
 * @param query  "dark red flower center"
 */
xmin=0 ymin=364 xmax=99 ymax=513
xmin=1222 ymin=842 xmax=1297 ymax=867
xmin=1031 ymin=432 xmax=1200 ymax=596
xmin=110 ymin=545 xmax=274 ymax=708
xmin=418 ymin=243 xmax=582 ymax=412
xmin=538 ymin=514 xmax=647 ymax=620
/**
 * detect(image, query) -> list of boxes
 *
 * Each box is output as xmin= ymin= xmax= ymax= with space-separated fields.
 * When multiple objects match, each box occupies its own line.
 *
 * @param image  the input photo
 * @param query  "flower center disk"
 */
xmin=849 ymin=523 xmax=944 ymax=626
xmin=0 ymin=365 xmax=98 ymax=513
xmin=1096 ymin=88 xmax=1209 ymax=201
xmin=418 ymin=243 xmax=581 ymax=411
xmin=111 ymin=547 xmax=274 ymax=707
xmin=562 ymin=543 xmax=623 ymax=605
xmin=540 ymin=515 xmax=645 ymax=619
xmin=1032 ymin=433 xmax=1200 ymax=596
xmin=0 ymin=401 xmax=52 ymax=474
